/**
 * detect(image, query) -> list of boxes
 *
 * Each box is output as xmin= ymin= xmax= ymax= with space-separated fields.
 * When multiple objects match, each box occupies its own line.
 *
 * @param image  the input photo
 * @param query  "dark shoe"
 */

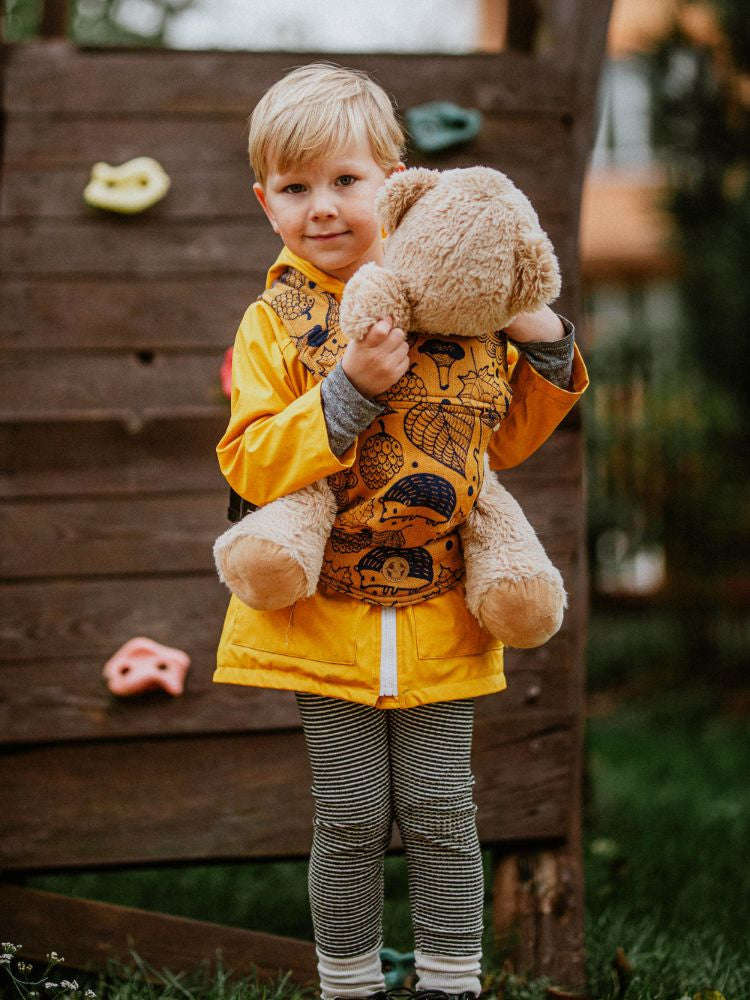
xmin=413 ymin=992 xmax=477 ymax=1000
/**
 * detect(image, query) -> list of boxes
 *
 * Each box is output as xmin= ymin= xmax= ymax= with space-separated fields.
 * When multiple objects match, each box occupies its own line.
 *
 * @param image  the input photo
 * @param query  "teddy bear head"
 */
xmin=376 ymin=165 xmax=561 ymax=337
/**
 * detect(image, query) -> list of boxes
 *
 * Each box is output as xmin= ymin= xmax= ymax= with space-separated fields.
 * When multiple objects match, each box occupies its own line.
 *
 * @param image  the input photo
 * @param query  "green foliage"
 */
xmin=2 ymin=0 xmax=195 ymax=45
xmin=3 ymin=0 xmax=44 ymax=40
xmin=647 ymin=0 xmax=750 ymax=419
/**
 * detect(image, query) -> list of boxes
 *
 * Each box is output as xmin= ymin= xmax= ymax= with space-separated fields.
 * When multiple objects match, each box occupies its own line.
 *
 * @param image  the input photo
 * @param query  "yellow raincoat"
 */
xmin=214 ymin=247 xmax=589 ymax=708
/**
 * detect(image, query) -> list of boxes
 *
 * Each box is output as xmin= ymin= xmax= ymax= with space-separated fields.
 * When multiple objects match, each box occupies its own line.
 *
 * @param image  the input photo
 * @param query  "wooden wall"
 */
xmin=1 ymin=20 xmax=611 ymax=985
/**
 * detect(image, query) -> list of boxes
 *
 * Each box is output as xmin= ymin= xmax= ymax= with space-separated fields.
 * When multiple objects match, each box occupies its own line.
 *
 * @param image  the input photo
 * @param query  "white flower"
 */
xmin=84 ymin=991 xmax=97 ymax=998
xmin=0 ymin=955 xmax=12 ymax=965
xmin=1 ymin=944 xmax=20 ymax=953
xmin=45 ymin=982 xmax=60 ymax=989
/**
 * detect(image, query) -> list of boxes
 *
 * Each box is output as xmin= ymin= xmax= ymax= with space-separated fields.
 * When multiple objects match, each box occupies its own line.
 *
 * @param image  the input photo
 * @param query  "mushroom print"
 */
xmin=418 ymin=339 xmax=466 ymax=390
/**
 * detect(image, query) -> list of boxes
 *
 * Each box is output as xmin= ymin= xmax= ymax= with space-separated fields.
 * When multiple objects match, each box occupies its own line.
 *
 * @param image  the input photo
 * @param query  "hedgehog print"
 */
xmin=377 ymin=473 xmax=457 ymax=527
xmin=354 ymin=545 xmax=434 ymax=597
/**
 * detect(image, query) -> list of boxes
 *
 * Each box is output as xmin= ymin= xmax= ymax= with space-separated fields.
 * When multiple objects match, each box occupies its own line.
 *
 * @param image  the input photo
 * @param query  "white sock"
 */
xmin=414 ymin=948 xmax=483 ymax=996
xmin=317 ymin=945 xmax=386 ymax=1000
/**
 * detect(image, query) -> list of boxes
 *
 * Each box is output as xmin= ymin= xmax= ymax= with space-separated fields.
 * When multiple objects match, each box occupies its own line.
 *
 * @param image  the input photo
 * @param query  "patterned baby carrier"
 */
xmin=263 ymin=267 xmax=513 ymax=607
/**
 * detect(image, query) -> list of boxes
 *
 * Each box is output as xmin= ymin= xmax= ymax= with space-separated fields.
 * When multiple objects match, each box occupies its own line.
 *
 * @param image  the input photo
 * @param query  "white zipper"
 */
xmin=379 ymin=606 xmax=398 ymax=697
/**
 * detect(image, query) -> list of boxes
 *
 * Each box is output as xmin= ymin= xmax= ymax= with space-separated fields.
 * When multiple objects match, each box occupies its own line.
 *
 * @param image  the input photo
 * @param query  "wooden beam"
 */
xmin=0 ymin=883 xmax=318 ymax=982
xmin=39 ymin=0 xmax=69 ymax=38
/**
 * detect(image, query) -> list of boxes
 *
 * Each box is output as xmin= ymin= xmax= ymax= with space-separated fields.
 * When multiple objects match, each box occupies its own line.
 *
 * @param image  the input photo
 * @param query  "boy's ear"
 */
xmin=511 ymin=231 xmax=561 ymax=314
xmin=253 ymin=182 xmax=280 ymax=234
xmin=376 ymin=167 xmax=439 ymax=234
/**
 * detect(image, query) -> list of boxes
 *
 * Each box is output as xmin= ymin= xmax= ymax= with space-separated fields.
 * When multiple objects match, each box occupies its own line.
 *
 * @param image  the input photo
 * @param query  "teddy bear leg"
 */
xmin=213 ymin=479 xmax=337 ymax=610
xmin=461 ymin=471 xmax=566 ymax=648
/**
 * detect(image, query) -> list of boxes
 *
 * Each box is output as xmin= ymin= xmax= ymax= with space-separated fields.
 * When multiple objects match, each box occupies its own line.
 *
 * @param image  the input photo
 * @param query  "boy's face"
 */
xmin=254 ymin=135 xmax=402 ymax=282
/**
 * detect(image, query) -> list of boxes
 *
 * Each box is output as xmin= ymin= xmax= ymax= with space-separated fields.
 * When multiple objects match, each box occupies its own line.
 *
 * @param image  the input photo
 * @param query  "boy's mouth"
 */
xmin=307 ymin=231 xmax=349 ymax=241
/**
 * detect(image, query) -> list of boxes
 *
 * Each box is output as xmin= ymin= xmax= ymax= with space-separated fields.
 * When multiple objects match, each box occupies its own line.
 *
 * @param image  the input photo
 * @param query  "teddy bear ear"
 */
xmin=376 ymin=167 xmax=440 ymax=233
xmin=511 ymin=231 xmax=562 ymax=313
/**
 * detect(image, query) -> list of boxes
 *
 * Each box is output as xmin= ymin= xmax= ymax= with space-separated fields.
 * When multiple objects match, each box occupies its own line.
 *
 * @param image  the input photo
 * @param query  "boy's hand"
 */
xmin=505 ymin=305 xmax=565 ymax=343
xmin=341 ymin=317 xmax=410 ymax=399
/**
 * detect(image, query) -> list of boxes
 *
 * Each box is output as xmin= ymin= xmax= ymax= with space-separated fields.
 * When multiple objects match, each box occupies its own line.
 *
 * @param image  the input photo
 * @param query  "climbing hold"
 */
xmin=220 ymin=346 xmax=233 ymax=399
xmin=103 ymin=637 xmax=190 ymax=696
xmin=379 ymin=947 xmax=415 ymax=989
xmin=406 ymin=101 xmax=482 ymax=153
xmin=84 ymin=156 xmax=171 ymax=214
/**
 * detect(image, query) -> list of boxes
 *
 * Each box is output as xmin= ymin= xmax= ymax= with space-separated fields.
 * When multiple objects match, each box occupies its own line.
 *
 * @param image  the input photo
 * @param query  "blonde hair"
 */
xmin=248 ymin=63 xmax=405 ymax=184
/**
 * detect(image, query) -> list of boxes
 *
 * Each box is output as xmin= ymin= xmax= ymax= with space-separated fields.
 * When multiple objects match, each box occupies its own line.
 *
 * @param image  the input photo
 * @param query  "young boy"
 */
xmin=215 ymin=63 xmax=588 ymax=1000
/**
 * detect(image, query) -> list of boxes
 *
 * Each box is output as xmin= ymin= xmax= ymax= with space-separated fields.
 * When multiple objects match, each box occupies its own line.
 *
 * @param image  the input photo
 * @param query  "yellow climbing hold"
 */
xmin=84 ymin=156 xmax=171 ymax=214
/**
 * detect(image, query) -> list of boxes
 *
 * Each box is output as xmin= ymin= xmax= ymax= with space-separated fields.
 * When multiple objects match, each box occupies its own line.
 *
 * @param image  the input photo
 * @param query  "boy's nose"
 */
xmin=308 ymin=193 xmax=337 ymax=220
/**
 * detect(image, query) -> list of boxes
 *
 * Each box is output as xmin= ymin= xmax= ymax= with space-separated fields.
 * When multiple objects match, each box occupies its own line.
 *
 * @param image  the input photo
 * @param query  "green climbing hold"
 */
xmin=380 ymin=947 xmax=415 ymax=989
xmin=406 ymin=101 xmax=483 ymax=153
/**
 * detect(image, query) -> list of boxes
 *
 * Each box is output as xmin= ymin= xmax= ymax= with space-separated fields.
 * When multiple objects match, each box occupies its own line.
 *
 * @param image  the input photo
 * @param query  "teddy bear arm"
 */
xmin=460 ymin=471 xmax=566 ymax=647
xmin=339 ymin=262 xmax=412 ymax=340
xmin=213 ymin=479 xmax=337 ymax=609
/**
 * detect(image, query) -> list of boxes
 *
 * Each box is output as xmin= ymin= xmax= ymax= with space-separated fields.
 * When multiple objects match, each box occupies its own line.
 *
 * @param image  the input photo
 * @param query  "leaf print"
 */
xmin=436 ymin=565 xmax=465 ymax=590
xmin=338 ymin=497 xmax=377 ymax=529
xmin=404 ymin=401 xmax=474 ymax=477
xmin=458 ymin=364 xmax=500 ymax=404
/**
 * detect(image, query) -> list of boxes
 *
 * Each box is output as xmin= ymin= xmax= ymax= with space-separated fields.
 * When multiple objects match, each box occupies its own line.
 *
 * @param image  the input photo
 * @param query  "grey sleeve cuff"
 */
xmin=510 ymin=315 xmax=575 ymax=389
xmin=320 ymin=362 xmax=385 ymax=457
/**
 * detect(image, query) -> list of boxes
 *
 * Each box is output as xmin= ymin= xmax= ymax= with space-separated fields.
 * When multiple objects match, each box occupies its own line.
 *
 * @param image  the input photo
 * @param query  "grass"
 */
xmin=6 ymin=611 xmax=750 ymax=1000
xmin=584 ymin=704 xmax=750 ymax=1000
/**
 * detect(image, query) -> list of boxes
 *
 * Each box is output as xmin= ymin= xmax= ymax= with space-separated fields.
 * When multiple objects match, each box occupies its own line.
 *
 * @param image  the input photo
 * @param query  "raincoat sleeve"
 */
xmin=216 ymin=301 xmax=358 ymax=505
xmin=488 ymin=341 xmax=589 ymax=471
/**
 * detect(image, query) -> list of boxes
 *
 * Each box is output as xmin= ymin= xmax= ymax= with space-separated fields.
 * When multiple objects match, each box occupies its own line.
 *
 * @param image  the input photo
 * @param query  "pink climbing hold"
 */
xmin=220 ymin=346 xmax=233 ymax=398
xmin=103 ymin=637 xmax=191 ymax=696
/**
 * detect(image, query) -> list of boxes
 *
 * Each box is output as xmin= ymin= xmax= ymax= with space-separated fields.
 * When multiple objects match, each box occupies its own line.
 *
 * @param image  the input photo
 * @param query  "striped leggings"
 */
xmin=295 ymin=693 xmax=484 ymax=997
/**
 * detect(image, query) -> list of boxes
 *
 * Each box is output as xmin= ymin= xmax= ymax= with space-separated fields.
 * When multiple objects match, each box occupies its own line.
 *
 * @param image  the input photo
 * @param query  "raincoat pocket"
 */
xmin=411 ymin=589 xmax=502 ymax=660
xmin=230 ymin=592 xmax=366 ymax=665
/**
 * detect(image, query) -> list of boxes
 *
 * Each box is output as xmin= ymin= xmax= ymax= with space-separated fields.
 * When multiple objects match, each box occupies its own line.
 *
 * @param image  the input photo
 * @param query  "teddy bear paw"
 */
xmin=219 ymin=534 xmax=308 ymax=610
xmin=477 ymin=575 xmax=566 ymax=648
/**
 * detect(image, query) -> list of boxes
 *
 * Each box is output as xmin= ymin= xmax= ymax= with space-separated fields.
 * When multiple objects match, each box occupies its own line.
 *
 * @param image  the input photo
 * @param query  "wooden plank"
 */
xmin=0 ymin=416 xmax=227 ymax=499
xmin=0 ymin=656 xmax=300 ymax=744
xmin=0 ymin=575 xmax=228 ymax=662
xmin=0 ymin=468 xmax=580 ymax=579
xmin=0 ymin=494 xmax=226 ymax=578
xmin=0 ymin=113 xmax=574 ymax=195
xmin=0 ymin=884 xmax=319 ymax=982
xmin=0 ymin=352 xmax=227 ymax=421
xmin=0 ymin=637 xmax=574 ymax=744
xmin=0 ymin=164 xmax=258 ymax=219
xmin=0 ymin=151 xmax=572 ymax=221
xmin=0 ymin=416 xmax=580 ymax=499
xmin=4 ymin=44 xmax=576 ymax=116
xmin=0 ymin=278 xmax=253 ymax=349
xmin=1 ymin=220 xmax=272 ymax=277
xmin=0 ymin=713 xmax=573 ymax=869
xmin=3 ymin=116 xmax=259 ymax=167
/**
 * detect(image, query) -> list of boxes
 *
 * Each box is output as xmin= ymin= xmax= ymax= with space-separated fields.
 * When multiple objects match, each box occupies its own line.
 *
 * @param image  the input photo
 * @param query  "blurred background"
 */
xmin=2 ymin=1 xmax=749 ymax=997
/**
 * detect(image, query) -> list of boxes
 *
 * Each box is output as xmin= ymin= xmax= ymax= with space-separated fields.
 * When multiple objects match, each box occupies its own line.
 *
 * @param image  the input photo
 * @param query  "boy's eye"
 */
xmin=337 ymin=175 xmax=357 ymax=186
xmin=284 ymin=183 xmax=306 ymax=194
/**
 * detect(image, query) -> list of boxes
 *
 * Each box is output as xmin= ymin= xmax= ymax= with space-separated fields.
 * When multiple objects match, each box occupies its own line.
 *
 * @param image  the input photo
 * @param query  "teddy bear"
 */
xmin=213 ymin=165 xmax=567 ymax=649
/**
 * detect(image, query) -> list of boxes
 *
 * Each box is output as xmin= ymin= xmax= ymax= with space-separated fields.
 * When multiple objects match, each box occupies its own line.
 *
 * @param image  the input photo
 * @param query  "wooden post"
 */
xmin=40 ymin=0 xmax=69 ymax=38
